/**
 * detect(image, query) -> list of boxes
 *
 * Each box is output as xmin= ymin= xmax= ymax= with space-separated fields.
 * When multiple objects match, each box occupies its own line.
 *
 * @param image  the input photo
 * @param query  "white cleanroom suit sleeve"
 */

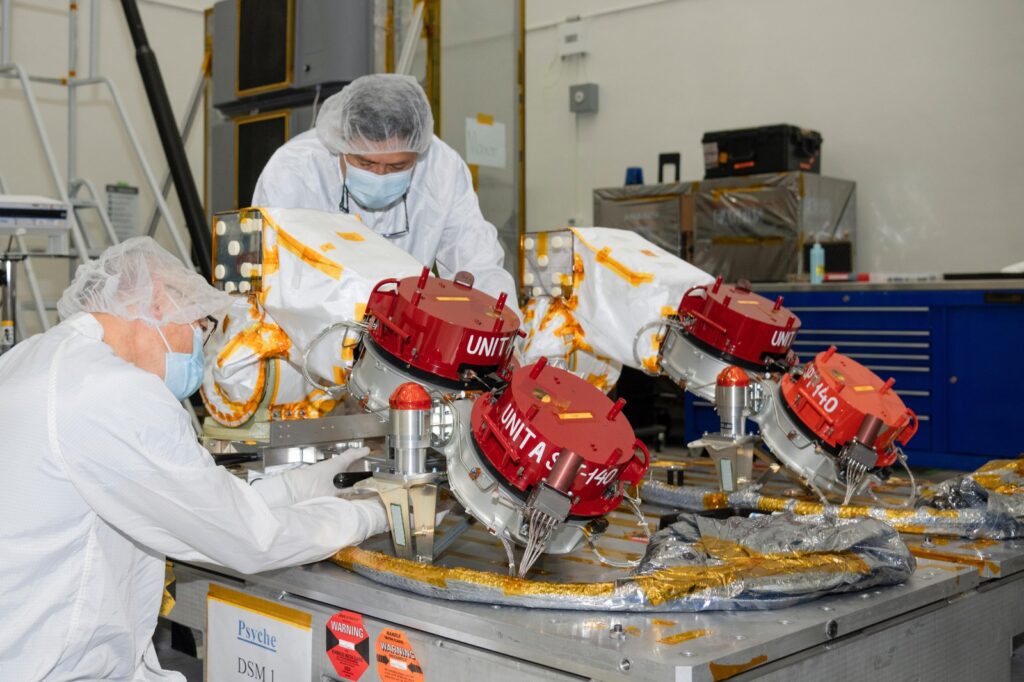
xmin=432 ymin=156 xmax=521 ymax=320
xmin=53 ymin=363 xmax=387 ymax=575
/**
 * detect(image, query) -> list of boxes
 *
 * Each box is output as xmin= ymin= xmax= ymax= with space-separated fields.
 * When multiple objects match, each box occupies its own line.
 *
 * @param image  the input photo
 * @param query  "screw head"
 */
xmin=618 ymin=658 xmax=631 ymax=672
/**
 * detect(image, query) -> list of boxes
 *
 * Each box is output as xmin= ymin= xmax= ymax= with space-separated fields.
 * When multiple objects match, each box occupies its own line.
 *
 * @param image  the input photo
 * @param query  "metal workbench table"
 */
xmin=165 ymin=459 xmax=1024 ymax=681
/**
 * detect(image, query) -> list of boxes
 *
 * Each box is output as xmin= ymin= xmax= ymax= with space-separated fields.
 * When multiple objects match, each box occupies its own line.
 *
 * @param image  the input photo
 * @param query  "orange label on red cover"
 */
xmin=375 ymin=628 xmax=423 ymax=681
xmin=556 ymin=412 xmax=593 ymax=421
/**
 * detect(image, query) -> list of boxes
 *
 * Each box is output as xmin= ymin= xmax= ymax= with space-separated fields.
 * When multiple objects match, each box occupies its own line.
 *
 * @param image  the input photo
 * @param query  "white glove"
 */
xmin=252 ymin=447 xmax=370 ymax=507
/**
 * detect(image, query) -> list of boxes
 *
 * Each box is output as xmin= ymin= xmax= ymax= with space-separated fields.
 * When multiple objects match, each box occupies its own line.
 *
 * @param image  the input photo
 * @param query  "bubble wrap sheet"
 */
xmin=332 ymin=512 xmax=912 ymax=612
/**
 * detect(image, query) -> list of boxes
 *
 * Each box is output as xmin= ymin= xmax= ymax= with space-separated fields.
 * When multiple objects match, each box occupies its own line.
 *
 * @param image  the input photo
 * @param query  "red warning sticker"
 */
xmin=325 ymin=610 xmax=370 ymax=681
xmin=375 ymin=628 xmax=424 ymax=681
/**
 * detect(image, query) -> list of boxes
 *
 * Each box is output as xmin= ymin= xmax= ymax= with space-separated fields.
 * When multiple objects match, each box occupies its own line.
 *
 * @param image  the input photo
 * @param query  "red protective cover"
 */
xmin=389 ymin=382 xmax=432 ymax=410
xmin=471 ymin=359 xmax=649 ymax=518
xmin=366 ymin=268 xmax=520 ymax=382
xmin=780 ymin=347 xmax=918 ymax=468
xmin=678 ymin=277 xmax=801 ymax=368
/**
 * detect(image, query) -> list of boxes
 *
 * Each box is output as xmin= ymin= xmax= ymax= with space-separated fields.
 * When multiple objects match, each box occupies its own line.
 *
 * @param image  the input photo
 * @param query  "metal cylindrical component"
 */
xmin=1 ymin=258 xmax=16 ymax=354
xmin=715 ymin=366 xmax=749 ymax=438
xmin=855 ymin=413 xmax=884 ymax=447
xmin=546 ymin=449 xmax=585 ymax=493
xmin=716 ymin=385 xmax=746 ymax=437
xmin=390 ymin=408 xmax=431 ymax=474
xmin=389 ymin=382 xmax=433 ymax=475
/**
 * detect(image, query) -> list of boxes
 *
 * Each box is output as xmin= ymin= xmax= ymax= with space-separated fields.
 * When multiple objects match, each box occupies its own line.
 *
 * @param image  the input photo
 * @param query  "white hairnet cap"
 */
xmin=57 ymin=236 xmax=233 ymax=327
xmin=316 ymin=74 xmax=434 ymax=156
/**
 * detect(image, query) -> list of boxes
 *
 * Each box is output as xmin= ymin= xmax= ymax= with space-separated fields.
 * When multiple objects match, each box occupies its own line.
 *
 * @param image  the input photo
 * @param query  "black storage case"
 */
xmin=702 ymin=125 xmax=822 ymax=178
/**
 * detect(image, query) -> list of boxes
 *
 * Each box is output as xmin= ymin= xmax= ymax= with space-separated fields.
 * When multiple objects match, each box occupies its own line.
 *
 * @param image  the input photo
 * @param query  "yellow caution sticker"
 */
xmin=853 ymin=385 xmax=875 ymax=392
xmin=557 ymin=412 xmax=593 ymax=421
xmin=736 ymin=300 xmax=760 ymax=305
xmin=435 ymin=296 xmax=471 ymax=302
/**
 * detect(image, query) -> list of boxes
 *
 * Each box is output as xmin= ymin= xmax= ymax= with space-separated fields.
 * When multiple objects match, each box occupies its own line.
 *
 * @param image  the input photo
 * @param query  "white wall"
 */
xmin=525 ymin=0 xmax=1024 ymax=273
xmin=441 ymin=0 xmax=519 ymax=271
xmin=1 ymin=0 xmax=205 ymax=334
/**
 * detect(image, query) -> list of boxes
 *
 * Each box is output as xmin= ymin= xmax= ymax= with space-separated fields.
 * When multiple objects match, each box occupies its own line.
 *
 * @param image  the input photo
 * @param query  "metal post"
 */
xmin=88 ymin=0 xmax=99 ymax=78
xmin=147 ymin=56 xmax=208 ymax=237
xmin=119 ymin=0 xmax=211 ymax=279
xmin=0 ymin=179 xmax=40 ymax=332
xmin=1 ymin=0 xmax=11 ymax=65
xmin=0 ymin=64 xmax=91 ymax=264
xmin=1 ymin=257 xmax=16 ymax=353
xmin=68 ymin=1 xmax=78 ymax=195
xmin=15 ymin=235 xmax=50 ymax=331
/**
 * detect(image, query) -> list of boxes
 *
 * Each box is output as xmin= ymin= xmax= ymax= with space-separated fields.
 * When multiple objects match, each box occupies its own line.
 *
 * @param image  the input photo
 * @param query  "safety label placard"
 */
xmin=375 ymin=628 xmax=424 ymax=681
xmin=325 ymin=610 xmax=370 ymax=681
xmin=206 ymin=584 xmax=312 ymax=682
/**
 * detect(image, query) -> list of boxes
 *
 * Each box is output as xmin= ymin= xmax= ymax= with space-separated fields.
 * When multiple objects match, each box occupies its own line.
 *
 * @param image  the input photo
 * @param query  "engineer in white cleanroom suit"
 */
xmin=0 ymin=237 xmax=388 ymax=681
xmin=253 ymin=73 xmax=519 ymax=316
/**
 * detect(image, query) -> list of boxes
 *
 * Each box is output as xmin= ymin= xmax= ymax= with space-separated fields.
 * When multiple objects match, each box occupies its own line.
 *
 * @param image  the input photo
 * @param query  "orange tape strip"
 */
xmin=571 ymin=229 xmax=654 ymax=287
xmin=260 ymin=210 xmax=343 ymax=280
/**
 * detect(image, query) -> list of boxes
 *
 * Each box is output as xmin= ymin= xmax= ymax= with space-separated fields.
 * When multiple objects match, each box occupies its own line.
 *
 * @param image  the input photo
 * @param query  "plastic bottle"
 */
xmin=810 ymin=241 xmax=825 ymax=284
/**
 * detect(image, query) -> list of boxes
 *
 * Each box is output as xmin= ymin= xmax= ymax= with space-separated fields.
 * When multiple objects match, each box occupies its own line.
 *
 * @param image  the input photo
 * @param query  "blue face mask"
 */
xmin=344 ymin=163 xmax=414 ymax=210
xmin=157 ymin=325 xmax=204 ymax=400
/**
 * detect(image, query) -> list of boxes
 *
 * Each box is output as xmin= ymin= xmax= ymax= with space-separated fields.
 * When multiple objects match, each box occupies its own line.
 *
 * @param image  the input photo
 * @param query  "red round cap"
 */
xmin=717 ymin=366 xmax=750 ymax=387
xmin=389 ymin=382 xmax=433 ymax=410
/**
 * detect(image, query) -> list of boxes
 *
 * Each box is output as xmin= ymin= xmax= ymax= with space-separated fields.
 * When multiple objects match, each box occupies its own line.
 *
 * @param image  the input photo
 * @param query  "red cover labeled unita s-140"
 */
xmin=781 ymin=346 xmax=918 ymax=468
xmin=471 ymin=357 xmax=649 ymax=518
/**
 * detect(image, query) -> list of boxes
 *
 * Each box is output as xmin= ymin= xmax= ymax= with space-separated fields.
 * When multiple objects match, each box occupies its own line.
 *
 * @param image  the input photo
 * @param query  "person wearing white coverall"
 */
xmin=253 ymin=73 xmax=519 ymax=316
xmin=0 ymin=237 xmax=388 ymax=681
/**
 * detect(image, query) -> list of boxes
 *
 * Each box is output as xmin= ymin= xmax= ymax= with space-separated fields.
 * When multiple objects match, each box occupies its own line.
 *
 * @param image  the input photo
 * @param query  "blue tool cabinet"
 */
xmin=683 ymin=280 xmax=1024 ymax=470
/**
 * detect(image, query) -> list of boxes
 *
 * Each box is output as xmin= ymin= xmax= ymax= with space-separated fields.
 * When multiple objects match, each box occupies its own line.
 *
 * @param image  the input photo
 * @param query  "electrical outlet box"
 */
xmin=569 ymin=83 xmax=599 ymax=114
xmin=558 ymin=18 xmax=587 ymax=58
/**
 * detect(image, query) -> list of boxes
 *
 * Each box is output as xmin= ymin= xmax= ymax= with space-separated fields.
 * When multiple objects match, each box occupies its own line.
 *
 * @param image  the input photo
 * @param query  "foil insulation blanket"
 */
xmin=642 ymin=461 xmax=1024 ymax=540
xmin=333 ymin=512 xmax=912 ymax=612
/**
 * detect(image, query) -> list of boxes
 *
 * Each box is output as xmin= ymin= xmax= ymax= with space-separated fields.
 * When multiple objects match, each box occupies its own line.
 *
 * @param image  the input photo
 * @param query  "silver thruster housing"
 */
xmin=749 ymin=379 xmax=878 ymax=497
xmin=438 ymin=399 xmax=588 ymax=555
xmin=659 ymin=327 xmax=761 ymax=402
xmin=348 ymin=336 xmax=454 ymax=416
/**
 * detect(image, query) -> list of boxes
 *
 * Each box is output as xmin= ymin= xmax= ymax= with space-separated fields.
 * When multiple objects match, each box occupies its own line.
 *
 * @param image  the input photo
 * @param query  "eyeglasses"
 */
xmin=196 ymin=315 xmax=218 ymax=348
xmin=339 ymin=189 xmax=410 ymax=240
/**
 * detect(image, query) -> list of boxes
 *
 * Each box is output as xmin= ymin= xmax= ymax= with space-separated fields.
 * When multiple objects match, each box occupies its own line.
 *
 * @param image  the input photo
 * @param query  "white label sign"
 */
xmin=465 ymin=117 xmax=506 ymax=169
xmin=207 ymin=584 xmax=312 ymax=682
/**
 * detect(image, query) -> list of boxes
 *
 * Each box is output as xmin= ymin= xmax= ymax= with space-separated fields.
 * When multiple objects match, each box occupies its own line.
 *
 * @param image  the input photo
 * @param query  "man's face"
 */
xmin=158 ymin=318 xmax=215 ymax=354
xmin=341 ymin=150 xmax=418 ymax=177
xmin=135 ymin=317 xmax=215 ymax=380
